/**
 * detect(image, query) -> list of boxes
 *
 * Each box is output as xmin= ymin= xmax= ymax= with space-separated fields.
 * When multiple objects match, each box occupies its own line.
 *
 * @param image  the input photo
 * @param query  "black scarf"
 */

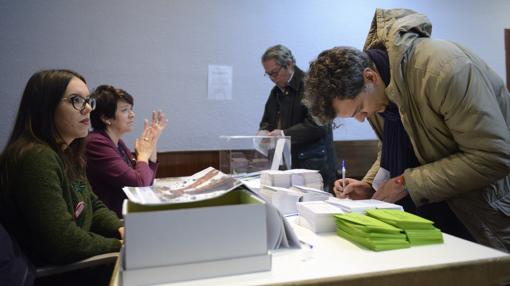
xmin=366 ymin=48 xmax=419 ymax=178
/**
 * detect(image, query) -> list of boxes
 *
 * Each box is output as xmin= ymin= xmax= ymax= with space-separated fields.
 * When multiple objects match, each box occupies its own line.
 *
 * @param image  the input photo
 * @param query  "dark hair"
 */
xmin=303 ymin=46 xmax=373 ymax=124
xmin=0 ymin=69 xmax=88 ymax=180
xmin=261 ymin=44 xmax=296 ymax=66
xmin=90 ymin=85 xmax=134 ymax=131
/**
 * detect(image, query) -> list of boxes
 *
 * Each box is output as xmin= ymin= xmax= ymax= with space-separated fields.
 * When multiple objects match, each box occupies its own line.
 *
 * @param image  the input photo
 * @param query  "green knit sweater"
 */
xmin=0 ymin=144 xmax=122 ymax=265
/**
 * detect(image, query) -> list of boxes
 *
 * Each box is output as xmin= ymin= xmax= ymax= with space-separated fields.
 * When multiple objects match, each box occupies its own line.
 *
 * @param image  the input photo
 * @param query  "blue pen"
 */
xmin=341 ymin=160 xmax=346 ymax=189
xmin=299 ymin=239 xmax=314 ymax=250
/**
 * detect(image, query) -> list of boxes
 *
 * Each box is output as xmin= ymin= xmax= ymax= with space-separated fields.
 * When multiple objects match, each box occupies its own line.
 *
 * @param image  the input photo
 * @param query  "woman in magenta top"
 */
xmin=85 ymin=85 xmax=167 ymax=217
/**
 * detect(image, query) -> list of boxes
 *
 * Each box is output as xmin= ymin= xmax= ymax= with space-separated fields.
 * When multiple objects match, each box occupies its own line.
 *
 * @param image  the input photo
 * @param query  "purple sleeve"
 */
xmin=86 ymin=133 xmax=155 ymax=188
xmin=148 ymin=160 xmax=159 ymax=181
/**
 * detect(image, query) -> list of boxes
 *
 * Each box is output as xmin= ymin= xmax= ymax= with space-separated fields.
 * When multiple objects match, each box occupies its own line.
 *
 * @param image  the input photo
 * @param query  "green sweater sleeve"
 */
xmin=15 ymin=147 xmax=121 ymax=265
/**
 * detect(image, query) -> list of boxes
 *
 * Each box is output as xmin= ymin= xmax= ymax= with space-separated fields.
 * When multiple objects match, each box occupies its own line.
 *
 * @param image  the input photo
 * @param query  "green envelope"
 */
xmin=337 ymin=228 xmax=410 ymax=251
xmin=335 ymin=213 xmax=410 ymax=251
xmin=366 ymin=209 xmax=435 ymax=229
xmin=336 ymin=220 xmax=407 ymax=240
xmin=404 ymin=229 xmax=444 ymax=246
xmin=335 ymin=213 xmax=403 ymax=233
xmin=366 ymin=209 xmax=443 ymax=246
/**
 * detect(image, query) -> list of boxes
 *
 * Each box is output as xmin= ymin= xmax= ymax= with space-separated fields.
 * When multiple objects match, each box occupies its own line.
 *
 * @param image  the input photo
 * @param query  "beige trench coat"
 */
xmin=362 ymin=8 xmax=510 ymax=251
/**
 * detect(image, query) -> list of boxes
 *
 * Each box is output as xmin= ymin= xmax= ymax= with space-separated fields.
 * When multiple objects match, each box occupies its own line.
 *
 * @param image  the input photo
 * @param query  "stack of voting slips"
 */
xmin=292 ymin=185 xmax=331 ymax=201
xmin=326 ymin=197 xmax=403 ymax=213
xmin=264 ymin=185 xmax=331 ymax=216
xmin=335 ymin=213 xmax=410 ymax=251
xmin=260 ymin=169 xmax=323 ymax=190
xmin=297 ymin=201 xmax=345 ymax=233
xmin=260 ymin=170 xmax=293 ymax=188
xmin=366 ymin=209 xmax=443 ymax=246
xmin=268 ymin=186 xmax=303 ymax=216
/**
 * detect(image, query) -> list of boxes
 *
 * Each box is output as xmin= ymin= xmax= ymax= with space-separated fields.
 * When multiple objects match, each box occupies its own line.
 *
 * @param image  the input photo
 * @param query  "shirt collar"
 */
xmin=280 ymin=66 xmax=302 ymax=93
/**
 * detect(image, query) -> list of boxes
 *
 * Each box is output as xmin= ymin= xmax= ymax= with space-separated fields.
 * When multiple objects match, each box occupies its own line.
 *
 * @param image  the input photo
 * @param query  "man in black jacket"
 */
xmin=258 ymin=44 xmax=337 ymax=192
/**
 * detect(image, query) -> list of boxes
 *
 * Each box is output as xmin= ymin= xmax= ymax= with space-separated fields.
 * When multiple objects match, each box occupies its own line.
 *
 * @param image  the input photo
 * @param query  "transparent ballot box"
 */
xmin=219 ymin=135 xmax=291 ymax=175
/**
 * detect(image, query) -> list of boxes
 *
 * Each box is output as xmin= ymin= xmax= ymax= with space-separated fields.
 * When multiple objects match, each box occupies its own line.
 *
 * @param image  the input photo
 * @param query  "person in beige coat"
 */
xmin=303 ymin=8 xmax=510 ymax=252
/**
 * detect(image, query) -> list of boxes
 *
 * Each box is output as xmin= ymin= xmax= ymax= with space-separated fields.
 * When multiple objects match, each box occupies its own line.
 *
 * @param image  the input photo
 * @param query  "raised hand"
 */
xmin=150 ymin=110 xmax=167 ymax=143
xmin=134 ymin=122 xmax=155 ymax=163
xmin=268 ymin=129 xmax=283 ymax=136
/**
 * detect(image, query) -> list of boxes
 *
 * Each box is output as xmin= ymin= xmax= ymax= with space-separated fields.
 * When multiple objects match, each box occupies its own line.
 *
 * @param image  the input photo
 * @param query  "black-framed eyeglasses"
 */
xmin=264 ymin=66 xmax=284 ymax=78
xmin=62 ymin=95 xmax=96 ymax=111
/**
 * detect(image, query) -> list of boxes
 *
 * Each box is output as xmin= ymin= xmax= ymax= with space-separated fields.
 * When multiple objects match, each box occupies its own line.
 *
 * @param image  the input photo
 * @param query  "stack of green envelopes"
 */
xmin=366 ymin=209 xmax=443 ymax=246
xmin=335 ymin=213 xmax=410 ymax=251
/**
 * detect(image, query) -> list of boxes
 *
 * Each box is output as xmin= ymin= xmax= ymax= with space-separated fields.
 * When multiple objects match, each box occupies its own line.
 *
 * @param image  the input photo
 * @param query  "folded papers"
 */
xmin=366 ymin=209 xmax=443 ymax=246
xmin=335 ymin=210 xmax=444 ymax=251
xmin=123 ymin=167 xmax=241 ymax=205
xmin=326 ymin=197 xmax=403 ymax=213
xmin=366 ymin=209 xmax=434 ymax=229
xmin=335 ymin=213 xmax=410 ymax=251
xmin=263 ymin=185 xmax=331 ymax=216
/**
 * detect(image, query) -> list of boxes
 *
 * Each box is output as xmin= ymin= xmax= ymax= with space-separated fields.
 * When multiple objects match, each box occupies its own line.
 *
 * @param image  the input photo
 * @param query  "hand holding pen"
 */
xmin=334 ymin=160 xmax=349 ymax=197
xmin=334 ymin=178 xmax=374 ymax=199
xmin=341 ymin=160 xmax=346 ymax=189
xmin=334 ymin=161 xmax=375 ymax=200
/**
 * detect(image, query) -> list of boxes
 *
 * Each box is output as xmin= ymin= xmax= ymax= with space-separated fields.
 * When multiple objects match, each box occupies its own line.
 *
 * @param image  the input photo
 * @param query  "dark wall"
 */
xmin=156 ymin=140 xmax=379 ymax=180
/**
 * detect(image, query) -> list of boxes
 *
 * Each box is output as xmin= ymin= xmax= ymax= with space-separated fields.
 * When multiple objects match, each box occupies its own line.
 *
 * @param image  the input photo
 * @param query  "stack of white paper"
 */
xmin=260 ymin=170 xmax=292 ymax=188
xmin=326 ymin=197 xmax=403 ymax=213
xmin=293 ymin=185 xmax=331 ymax=202
xmin=289 ymin=169 xmax=323 ymax=190
xmin=297 ymin=201 xmax=345 ymax=233
xmin=262 ymin=185 xmax=331 ymax=216
xmin=269 ymin=186 xmax=303 ymax=216
xmin=260 ymin=169 xmax=323 ymax=190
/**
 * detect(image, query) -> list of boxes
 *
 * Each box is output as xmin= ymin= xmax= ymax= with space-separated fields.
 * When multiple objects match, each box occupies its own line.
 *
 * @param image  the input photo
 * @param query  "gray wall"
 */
xmin=1 ymin=0 xmax=509 ymax=151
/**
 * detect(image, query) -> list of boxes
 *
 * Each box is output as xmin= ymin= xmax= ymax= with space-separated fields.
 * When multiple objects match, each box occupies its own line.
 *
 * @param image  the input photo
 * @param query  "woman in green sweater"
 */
xmin=0 ymin=70 xmax=123 ymax=270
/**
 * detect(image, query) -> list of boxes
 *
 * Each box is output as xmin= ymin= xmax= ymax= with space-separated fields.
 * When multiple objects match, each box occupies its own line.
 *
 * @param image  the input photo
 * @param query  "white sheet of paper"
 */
xmin=271 ymin=138 xmax=286 ymax=170
xmin=291 ymin=175 xmax=305 ymax=187
xmin=208 ymin=65 xmax=232 ymax=100
xmin=282 ymin=138 xmax=292 ymax=169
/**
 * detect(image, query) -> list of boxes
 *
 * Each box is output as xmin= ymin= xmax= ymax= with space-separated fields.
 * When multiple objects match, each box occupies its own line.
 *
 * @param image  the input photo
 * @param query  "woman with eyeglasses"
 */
xmin=0 ymin=70 xmax=123 ymax=283
xmin=85 ymin=85 xmax=167 ymax=217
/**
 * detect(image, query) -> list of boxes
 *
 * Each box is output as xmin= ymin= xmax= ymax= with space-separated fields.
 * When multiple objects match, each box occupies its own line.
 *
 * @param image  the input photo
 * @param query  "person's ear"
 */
xmin=361 ymin=68 xmax=376 ymax=93
xmin=363 ymin=67 xmax=379 ymax=87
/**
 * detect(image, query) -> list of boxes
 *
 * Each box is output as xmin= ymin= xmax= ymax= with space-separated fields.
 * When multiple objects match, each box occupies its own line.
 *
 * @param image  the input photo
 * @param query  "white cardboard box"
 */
xmin=122 ymin=189 xmax=269 ymax=276
xmin=120 ymin=249 xmax=271 ymax=286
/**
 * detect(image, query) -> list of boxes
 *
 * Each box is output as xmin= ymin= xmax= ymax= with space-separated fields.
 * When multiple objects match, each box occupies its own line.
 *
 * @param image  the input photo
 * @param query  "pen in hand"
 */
xmin=341 ymin=160 xmax=346 ymax=189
